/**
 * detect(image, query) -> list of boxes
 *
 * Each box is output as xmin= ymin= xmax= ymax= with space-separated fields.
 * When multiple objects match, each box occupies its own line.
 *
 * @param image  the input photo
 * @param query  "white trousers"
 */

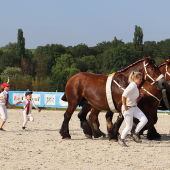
xmin=121 ymin=106 xmax=148 ymax=139
xmin=23 ymin=112 xmax=34 ymax=127
xmin=0 ymin=105 xmax=8 ymax=121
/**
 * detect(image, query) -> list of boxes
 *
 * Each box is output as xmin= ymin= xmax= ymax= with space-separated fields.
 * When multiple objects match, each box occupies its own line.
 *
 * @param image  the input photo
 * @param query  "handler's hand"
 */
xmin=3 ymin=95 xmax=6 ymax=99
xmin=124 ymin=106 xmax=129 ymax=111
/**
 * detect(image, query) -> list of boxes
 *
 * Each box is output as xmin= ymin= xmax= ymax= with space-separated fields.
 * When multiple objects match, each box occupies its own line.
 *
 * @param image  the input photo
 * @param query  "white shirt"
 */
xmin=0 ymin=90 xmax=8 ymax=105
xmin=122 ymin=82 xmax=140 ymax=107
xmin=22 ymin=99 xmax=36 ymax=114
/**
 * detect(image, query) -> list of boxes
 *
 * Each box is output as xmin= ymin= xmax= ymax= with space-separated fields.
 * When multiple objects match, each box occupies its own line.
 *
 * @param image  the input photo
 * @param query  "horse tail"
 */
xmin=61 ymin=93 xmax=67 ymax=101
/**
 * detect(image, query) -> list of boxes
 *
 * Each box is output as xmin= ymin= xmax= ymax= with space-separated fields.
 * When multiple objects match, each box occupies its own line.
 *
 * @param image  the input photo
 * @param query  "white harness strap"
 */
xmin=106 ymin=74 xmax=119 ymax=113
xmin=144 ymin=61 xmax=164 ymax=85
xmin=113 ymin=80 xmax=125 ymax=91
xmin=165 ymin=65 xmax=170 ymax=80
xmin=141 ymin=86 xmax=161 ymax=102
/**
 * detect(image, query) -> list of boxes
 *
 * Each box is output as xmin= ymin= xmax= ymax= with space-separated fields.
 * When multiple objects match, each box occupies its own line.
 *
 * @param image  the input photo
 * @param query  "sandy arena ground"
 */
xmin=0 ymin=109 xmax=170 ymax=170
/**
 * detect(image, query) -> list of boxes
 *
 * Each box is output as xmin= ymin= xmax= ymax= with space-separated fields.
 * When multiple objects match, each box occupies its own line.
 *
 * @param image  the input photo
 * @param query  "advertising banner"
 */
xmin=8 ymin=91 xmax=69 ymax=108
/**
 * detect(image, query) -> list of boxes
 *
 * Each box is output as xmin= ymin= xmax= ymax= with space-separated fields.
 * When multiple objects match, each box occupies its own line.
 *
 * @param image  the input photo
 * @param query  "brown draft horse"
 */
xmin=89 ymin=60 xmax=170 ymax=140
xmin=158 ymin=59 xmax=170 ymax=110
xmin=79 ymin=58 xmax=168 ymax=140
xmin=60 ymin=57 xmax=166 ymax=139
xmin=130 ymin=59 xmax=170 ymax=139
xmin=90 ymin=59 xmax=170 ymax=141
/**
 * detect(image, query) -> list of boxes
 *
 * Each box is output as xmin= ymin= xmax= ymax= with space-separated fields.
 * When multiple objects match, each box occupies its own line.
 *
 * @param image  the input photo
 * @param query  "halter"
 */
xmin=164 ymin=65 xmax=170 ymax=80
xmin=112 ymin=78 xmax=162 ymax=109
xmin=141 ymin=86 xmax=162 ymax=106
xmin=143 ymin=61 xmax=164 ymax=85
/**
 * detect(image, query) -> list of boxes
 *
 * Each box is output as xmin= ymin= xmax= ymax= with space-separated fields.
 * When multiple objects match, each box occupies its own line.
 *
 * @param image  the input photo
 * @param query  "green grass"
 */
xmin=7 ymin=106 xmax=81 ymax=111
xmin=157 ymin=111 xmax=170 ymax=114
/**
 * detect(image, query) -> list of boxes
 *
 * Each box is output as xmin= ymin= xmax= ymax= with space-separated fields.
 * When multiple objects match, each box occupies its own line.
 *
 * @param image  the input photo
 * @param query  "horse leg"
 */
xmin=141 ymin=110 xmax=161 ymax=140
xmin=147 ymin=110 xmax=161 ymax=140
xmin=105 ymin=111 xmax=114 ymax=137
xmin=59 ymin=104 xmax=78 ymax=139
xmin=109 ymin=113 xmax=124 ymax=141
xmin=147 ymin=124 xmax=161 ymax=140
xmin=77 ymin=104 xmax=93 ymax=139
xmin=88 ymin=108 xmax=106 ymax=138
xmin=131 ymin=118 xmax=139 ymax=135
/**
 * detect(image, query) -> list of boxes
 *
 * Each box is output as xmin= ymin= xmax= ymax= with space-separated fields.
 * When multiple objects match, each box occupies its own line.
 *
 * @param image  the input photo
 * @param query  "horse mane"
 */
xmin=158 ymin=59 xmax=170 ymax=68
xmin=117 ymin=59 xmax=144 ymax=73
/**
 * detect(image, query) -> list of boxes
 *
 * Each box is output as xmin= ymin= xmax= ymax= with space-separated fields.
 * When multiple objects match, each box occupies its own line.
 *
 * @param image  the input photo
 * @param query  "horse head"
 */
xmin=163 ymin=59 xmax=170 ymax=80
xmin=143 ymin=56 xmax=167 ymax=90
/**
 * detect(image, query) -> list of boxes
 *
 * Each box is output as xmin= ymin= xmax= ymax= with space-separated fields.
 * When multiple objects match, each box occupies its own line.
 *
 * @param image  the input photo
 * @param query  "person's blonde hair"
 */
xmin=128 ymin=71 xmax=143 ymax=83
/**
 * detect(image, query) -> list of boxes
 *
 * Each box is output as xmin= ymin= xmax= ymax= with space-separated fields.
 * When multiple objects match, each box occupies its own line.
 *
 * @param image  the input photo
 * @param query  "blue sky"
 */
xmin=1 ymin=0 xmax=170 ymax=49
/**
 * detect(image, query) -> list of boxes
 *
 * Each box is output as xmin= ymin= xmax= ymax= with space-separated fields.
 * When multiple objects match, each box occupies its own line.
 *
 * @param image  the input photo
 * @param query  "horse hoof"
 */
xmin=62 ymin=136 xmax=71 ymax=140
xmin=109 ymin=138 xmax=118 ymax=142
xmin=85 ymin=134 xmax=92 ymax=139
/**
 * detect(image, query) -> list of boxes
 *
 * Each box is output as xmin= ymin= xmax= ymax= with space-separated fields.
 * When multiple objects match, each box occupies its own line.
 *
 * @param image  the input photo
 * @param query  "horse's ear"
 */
xmin=148 ymin=56 xmax=152 ymax=58
xmin=143 ymin=56 xmax=149 ymax=62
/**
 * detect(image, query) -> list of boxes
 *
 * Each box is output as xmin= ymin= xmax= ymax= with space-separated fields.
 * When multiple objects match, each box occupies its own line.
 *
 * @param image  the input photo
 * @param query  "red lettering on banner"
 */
xmin=14 ymin=96 xmax=21 ymax=101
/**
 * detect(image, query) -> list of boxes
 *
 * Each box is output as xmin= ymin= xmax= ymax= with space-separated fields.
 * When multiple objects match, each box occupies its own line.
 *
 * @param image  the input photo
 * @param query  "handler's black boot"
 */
xmin=132 ymin=133 xmax=142 ymax=143
xmin=118 ymin=136 xmax=128 ymax=147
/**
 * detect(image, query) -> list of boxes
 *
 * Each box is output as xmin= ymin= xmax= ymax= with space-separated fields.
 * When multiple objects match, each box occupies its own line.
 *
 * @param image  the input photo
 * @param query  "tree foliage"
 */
xmin=0 ymin=26 xmax=170 ymax=91
xmin=133 ymin=25 xmax=143 ymax=59
xmin=16 ymin=29 xmax=25 ymax=67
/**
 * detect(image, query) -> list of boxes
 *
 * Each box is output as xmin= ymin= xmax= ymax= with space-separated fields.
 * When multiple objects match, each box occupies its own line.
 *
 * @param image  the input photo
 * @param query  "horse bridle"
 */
xmin=164 ymin=65 xmax=170 ymax=80
xmin=143 ymin=61 xmax=164 ymax=85
xmin=140 ymin=85 xmax=162 ymax=110
xmin=112 ymin=61 xmax=164 ymax=110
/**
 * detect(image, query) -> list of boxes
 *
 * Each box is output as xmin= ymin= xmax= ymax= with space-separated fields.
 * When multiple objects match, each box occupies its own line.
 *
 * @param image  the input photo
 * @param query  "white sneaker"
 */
xmin=132 ymin=133 xmax=142 ymax=143
xmin=118 ymin=137 xmax=128 ymax=147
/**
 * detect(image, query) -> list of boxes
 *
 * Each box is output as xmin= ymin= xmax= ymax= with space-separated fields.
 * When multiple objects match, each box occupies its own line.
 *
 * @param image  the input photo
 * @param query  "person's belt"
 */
xmin=127 ymin=105 xmax=137 ymax=108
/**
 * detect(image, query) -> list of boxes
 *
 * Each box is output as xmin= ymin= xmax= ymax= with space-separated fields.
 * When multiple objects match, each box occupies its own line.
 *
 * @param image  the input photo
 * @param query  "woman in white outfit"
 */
xmin=0 ymin=83 xmax=16 ymax=131
xmin=118 ymin=71 xmax=148 ymax=147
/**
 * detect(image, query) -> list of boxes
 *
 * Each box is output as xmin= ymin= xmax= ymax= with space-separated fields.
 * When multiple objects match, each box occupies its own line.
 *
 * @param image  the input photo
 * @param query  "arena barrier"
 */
xmin=8 ymin=91 xmax=69 ymax=108
xmin=8 ymin=91 xmax=170 ymax=111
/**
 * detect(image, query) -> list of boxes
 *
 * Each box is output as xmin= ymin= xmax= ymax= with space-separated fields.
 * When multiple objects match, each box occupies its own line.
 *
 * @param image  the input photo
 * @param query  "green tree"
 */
xmin=50 ymin=54 xmax=80 ymax=91
xmin=97 ymin=50 xmax=112 ymax=74
xmin=0 ymin=67 xmax=22 ymax=84
xmin=143 ymin=41 xmax=157 ymax=57
xmin=109 ymin=46 xmax=135 ymax=72
xmin=32 ymin=77 xmax=51 ymax=91
xmin=16 ymin=29 xmax=25 ymax=67
xmin=77 ymin=55 xmax=99 ymax=73
xmin=0 ymin=42 xmax=17 ymax=50
xmin=0 ymin=50 xmax=19 ymax=71
xmin=133 ymin=25 xmax=143 ymax=59
xmin=68 ymin=43 xmax=90 ymax=58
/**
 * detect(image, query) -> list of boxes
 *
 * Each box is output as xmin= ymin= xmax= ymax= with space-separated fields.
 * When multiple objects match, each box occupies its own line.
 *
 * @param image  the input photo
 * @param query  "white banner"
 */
xmin=44 ymin=94 xmax=55 ymax=105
